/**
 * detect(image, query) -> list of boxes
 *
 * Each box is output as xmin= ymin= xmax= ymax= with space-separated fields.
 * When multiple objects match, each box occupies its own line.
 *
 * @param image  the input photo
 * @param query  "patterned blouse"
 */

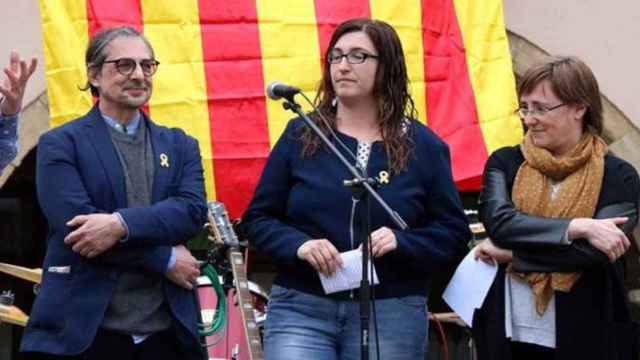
xmin=0 ymin=113 xmax=19 ymax=173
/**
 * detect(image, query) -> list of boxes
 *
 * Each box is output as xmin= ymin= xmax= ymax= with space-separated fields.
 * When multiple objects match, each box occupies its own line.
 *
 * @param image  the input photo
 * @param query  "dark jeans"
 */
xmin=23 ymin=327 xmax=196 ymax=360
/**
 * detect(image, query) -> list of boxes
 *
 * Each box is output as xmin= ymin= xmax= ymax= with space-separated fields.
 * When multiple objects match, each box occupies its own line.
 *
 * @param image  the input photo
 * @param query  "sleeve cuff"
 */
xmin=389 ymin=229 xmax=410 ymax=260
xmin=114 ymin=212 xmax=130 ymax=242
xmin=165 ymin=247 xmax=177 ymax=272
xmin=0 ymin=113 xmax=18 ymax=130
xmin=0 ymin=97 xmax=20 ymax=118
xmin=296 ymin=240 xmax=309 ymax=259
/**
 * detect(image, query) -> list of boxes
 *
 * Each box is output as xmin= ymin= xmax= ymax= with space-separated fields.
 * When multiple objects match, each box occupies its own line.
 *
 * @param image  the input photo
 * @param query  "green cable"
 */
xmin=198 ymin=264 xmax=227 ymax=336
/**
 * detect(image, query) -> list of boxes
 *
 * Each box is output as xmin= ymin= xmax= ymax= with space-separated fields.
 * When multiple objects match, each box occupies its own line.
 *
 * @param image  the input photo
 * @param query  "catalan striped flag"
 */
xmin=39 ymin=0 xmax=522 ymax=219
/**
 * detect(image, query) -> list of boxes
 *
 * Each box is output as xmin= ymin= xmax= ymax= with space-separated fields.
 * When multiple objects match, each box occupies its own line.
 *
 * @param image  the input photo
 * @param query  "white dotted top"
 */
xmin=356 ymin=141 xmax=372 ymax=172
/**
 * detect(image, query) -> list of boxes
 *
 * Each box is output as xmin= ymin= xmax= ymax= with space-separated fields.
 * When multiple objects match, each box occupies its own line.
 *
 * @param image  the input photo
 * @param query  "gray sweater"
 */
xmin=101 ymin=122 xmax=173 ymax=334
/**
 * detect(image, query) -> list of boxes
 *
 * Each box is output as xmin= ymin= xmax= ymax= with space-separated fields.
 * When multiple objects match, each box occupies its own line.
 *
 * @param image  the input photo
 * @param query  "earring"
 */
xmin=331 ymin=97 xmax=337 ymax=108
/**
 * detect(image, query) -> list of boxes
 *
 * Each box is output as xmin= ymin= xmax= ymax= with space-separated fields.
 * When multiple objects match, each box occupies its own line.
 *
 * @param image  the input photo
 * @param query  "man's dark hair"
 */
xmin=81 ymin=26 xmax=155 ymax=97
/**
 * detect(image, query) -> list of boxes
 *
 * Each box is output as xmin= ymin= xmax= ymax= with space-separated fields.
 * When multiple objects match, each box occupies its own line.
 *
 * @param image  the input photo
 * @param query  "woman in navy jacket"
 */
xmin=242 ymin=18 xmax=469 ymax=359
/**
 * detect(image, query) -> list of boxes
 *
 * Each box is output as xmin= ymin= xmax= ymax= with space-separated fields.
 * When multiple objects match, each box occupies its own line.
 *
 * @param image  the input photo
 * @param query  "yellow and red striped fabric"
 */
xmin=39 ymin=0 xmax=522 ymax=219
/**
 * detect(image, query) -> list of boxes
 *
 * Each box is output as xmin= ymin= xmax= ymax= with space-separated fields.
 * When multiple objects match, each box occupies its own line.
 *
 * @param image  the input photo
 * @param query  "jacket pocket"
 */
xmin=28 ymin=271 xmax=72 ymax=331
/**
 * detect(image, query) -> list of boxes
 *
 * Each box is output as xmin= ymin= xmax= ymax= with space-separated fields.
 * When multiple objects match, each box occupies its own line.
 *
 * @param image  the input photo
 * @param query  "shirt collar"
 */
xmin=102 ymin=111 xmax=142 ymax=136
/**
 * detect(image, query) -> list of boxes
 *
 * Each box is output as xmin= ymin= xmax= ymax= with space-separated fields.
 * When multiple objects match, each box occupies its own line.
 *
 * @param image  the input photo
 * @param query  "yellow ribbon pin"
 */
xmin=378 ymin=170 xmax=390 ymax=184
xmin=160 ymin=153 xmax=170 ymax=168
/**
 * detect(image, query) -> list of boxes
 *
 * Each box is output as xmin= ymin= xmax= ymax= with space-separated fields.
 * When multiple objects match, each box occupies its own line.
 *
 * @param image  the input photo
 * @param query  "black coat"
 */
xmin=472 ymin=146 xmax=640 ymax=360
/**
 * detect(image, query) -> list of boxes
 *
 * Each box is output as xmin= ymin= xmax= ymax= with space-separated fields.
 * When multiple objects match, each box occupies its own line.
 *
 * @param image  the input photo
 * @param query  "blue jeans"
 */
xmin=264 ymin=285 xmax=428 ymax=360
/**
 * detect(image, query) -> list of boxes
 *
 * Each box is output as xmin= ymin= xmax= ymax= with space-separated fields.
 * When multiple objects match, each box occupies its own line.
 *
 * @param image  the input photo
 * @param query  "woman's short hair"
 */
xmin=82 ymin=26 xmax=155 ymax=97
xmin=518 ymin=56 xmax=603 ymax=135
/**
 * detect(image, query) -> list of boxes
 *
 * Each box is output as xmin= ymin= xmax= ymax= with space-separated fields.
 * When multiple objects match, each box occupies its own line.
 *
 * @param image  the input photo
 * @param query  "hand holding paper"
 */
xmin=319 ymin=248 xmax=379 ymax=294
xmin=443 ymin=247 xmax=498 ymax=327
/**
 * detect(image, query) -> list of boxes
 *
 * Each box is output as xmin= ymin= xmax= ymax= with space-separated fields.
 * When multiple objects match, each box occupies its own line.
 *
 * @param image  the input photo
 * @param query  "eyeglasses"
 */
xmin=102 ymin=58 xmax=160 ymax=76
xmin=516 ymin=103 xmax=566 ymax=118
xmin=327 ymin=50 xmax=379 ymax=64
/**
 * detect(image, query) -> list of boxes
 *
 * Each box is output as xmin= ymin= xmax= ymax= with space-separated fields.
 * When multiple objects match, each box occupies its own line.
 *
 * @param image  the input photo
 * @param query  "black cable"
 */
xmin=431 ymin=315 xmax=449 ymax=360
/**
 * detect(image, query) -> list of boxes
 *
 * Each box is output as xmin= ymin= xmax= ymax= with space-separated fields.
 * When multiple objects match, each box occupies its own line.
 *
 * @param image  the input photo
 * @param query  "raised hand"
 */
xmin=0 ymin=51 xmax=38 ymax=116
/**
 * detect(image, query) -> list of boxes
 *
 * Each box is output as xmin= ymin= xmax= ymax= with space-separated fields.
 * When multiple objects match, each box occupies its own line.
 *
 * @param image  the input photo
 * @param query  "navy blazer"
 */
xmin=20 ymin=105 xmax=208 ymax=356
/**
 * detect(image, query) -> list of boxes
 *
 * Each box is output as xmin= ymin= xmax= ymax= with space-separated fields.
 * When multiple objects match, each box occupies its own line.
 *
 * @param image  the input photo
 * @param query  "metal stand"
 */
xmin=349 ymin=182 xmax=372 ymax=360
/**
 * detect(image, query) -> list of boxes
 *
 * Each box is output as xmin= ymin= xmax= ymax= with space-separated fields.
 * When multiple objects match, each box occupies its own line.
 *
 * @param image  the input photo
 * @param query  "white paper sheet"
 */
xmin=443 ymin=247 xmax=498 ymax=327
xmin=319 ymin=248 xmax=379 ymax=294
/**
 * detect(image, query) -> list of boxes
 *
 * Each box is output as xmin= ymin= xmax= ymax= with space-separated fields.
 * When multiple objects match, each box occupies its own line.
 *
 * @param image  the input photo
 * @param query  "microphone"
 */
xmin=266 ymin=81 xmax=300 ymax=101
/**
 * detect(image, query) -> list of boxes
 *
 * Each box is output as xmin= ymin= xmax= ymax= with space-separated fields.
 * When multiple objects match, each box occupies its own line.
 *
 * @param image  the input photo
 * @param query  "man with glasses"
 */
xmin=0 ymin=51 xmax=37 ymax=174
xmin=21 ymin=27 xmax=207 ymax=360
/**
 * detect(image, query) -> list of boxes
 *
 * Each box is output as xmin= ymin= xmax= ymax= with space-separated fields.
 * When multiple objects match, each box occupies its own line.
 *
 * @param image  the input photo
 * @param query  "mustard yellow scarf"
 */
xmin=511 ymin=131 xmax=607 ymax=315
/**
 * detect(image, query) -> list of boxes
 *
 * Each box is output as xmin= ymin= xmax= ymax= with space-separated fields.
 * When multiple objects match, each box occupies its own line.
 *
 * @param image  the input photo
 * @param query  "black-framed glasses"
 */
xmin=102 ymin=58 xmax=160 ymax=76
xmin=327 ymin=50 xmax=379 ymax=64
xmin=516 ymin=103 xmax=566 ymax=118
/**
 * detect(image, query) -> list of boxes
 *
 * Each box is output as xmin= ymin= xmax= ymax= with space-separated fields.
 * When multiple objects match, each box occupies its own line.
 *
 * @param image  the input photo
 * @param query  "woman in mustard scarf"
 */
xmin=472 ymin=56 xmax=640 ymax=360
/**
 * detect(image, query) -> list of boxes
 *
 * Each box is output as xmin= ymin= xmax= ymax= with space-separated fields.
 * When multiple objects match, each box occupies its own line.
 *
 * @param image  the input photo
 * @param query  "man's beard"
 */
xmin=120 ymin=79 xmax=152 ymax=108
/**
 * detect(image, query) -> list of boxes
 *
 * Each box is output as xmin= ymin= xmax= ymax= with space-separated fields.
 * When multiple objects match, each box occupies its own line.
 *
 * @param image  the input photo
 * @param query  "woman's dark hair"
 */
xmin=304 ymin=18 xmax=417 ymax=173
xmin=81 ymin=26 xmax=154 ymax=97
xmin=518 ymin=56 xmax=603 ymax=135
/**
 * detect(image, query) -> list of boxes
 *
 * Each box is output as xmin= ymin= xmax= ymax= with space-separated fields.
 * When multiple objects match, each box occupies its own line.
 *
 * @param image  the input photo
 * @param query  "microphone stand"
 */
xmin=280 ymin=97 xmax=408 ymax=360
